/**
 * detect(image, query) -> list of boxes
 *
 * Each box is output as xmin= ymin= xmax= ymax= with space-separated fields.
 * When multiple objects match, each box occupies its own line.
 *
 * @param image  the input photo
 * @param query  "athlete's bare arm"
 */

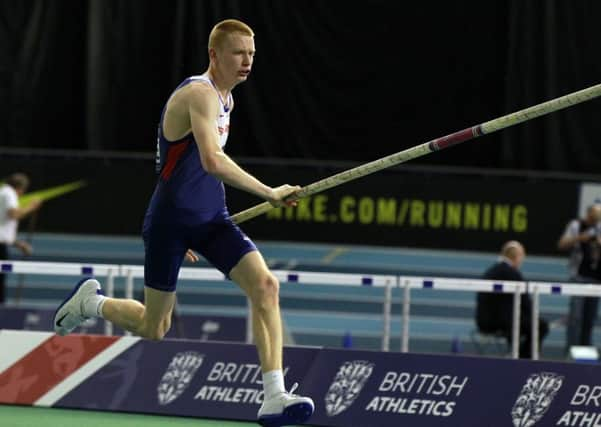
xmin=185 ymin=82 xmax=298 ymax=205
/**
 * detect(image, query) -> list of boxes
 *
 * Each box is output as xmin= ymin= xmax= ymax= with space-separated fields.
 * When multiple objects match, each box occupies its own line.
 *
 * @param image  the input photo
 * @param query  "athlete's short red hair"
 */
xmin=208 ymin=19 xmax=254 ymax=50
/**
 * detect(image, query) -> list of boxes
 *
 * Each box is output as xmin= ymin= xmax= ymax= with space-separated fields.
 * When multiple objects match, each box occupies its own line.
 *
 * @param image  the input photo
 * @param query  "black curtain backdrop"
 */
xmin=1 ymin=1 xmax=600 ymax=173
xmin=501 ymin=1 xmax=601 ymax=171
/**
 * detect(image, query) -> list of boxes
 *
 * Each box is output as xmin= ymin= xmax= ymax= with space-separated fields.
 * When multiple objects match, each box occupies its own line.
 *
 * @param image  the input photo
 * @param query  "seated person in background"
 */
xmin=476 ymin=240 xmax=548 ymax=358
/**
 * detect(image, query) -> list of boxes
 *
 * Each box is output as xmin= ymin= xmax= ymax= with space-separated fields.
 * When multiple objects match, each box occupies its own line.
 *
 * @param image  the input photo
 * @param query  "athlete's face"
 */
xmin=216 ymin=33 xmax=255 ymax=85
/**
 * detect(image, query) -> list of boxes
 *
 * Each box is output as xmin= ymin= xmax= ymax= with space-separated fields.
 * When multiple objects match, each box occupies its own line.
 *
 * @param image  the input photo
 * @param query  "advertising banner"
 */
xmin=0 ymin=154 xmax=156 ymax=236
xmin=234 ymin=165 xmax=579 ymax=255
xmin=300 ymin=348 xmax=601 ymax=427
xmin=2 ymin=155 xmax=581 ymax=254
xmin=55 ymin=340 xmax=319 ymax=421
xmin=2 ymin=330 xmax=601 ymax=426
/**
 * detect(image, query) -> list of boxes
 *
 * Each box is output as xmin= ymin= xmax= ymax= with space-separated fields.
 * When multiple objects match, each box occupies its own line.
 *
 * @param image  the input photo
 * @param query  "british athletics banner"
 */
xmin=2 ymin=330 xmax=601 ymax=426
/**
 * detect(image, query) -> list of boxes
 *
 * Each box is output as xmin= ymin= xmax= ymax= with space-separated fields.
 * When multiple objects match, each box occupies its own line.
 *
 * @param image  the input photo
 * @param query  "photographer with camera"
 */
xmin=558 ymin=204 xmax=601 ymax=350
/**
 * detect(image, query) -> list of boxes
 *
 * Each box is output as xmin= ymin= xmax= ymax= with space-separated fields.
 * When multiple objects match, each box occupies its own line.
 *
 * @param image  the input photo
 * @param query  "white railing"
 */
xmin=400 ymin=276 xmax=525 ymax=359
xmin=1 ymin=259 xmax=597 ymax=360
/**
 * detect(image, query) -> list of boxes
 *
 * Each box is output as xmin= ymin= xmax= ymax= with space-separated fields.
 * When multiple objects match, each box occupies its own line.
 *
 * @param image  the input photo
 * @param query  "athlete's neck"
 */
xmin=206 ymin=68 xmax=232 ymax=101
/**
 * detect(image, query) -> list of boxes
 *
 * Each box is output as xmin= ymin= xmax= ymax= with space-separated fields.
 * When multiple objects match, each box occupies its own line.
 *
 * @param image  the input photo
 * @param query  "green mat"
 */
xmin=0 ymin=405 xmax=259 ymax=427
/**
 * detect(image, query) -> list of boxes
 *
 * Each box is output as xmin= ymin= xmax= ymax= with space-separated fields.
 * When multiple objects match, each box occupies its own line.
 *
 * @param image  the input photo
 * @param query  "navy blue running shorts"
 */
xmin=142 ymin=211 xmax=257 ymax=292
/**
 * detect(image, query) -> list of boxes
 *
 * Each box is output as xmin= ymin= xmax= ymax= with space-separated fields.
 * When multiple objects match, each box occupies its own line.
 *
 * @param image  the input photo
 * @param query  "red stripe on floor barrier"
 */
xmin=0 ymin=334 xmax=118 ymax=404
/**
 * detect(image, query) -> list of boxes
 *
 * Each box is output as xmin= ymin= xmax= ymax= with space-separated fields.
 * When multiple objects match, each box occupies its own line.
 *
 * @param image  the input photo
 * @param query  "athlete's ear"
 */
xmin=208 ymin=47 xmax=217 ymax=61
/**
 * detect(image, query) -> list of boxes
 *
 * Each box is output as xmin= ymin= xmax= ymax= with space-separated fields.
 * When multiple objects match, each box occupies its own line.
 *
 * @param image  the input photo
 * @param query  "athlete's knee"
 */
xmin=251 ymin=273 xmax=280 ymax=311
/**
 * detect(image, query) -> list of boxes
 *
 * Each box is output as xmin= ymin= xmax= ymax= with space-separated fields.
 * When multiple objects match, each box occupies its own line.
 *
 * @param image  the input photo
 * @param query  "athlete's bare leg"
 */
xmin=230 ymin=251 xmax=282 ymax=372
xmin=101 ymin=287 xmax=176 ymax=340
xmin=231 ymin=251 xmax=314 ymax=424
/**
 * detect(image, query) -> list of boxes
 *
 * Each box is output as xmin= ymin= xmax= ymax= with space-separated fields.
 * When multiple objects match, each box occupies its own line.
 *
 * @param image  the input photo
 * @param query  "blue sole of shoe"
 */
xmin=258 ymin=402 xmax=314 ymax=427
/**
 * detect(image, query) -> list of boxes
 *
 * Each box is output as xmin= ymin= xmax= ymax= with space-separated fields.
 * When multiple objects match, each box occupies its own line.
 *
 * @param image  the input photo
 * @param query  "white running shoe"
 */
xmin=258 ymin=383 xmax=314 ymax=427
xmin=53 ymin=278 xmax=102 ymax=336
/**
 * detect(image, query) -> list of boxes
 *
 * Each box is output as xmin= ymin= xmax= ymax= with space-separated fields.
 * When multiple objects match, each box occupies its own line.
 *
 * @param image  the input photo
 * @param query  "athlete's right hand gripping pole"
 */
xmin=231 ymin=83 xmax=601 ymax=225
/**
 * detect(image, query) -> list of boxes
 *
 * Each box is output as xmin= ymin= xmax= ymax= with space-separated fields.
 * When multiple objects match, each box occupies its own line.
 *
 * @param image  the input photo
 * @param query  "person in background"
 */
xmin=558 ymin=204 xmax=601 ymax=351
xmin=476 ymin=240 xmax=549 ymax=358
xmin=0 ymin=173 xmax=42 ymax=304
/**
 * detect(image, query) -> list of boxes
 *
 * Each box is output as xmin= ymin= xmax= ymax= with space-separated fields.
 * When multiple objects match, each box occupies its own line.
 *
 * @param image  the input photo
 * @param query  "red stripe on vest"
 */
xmin=161 ymin=140 xmax=190 ymax=180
